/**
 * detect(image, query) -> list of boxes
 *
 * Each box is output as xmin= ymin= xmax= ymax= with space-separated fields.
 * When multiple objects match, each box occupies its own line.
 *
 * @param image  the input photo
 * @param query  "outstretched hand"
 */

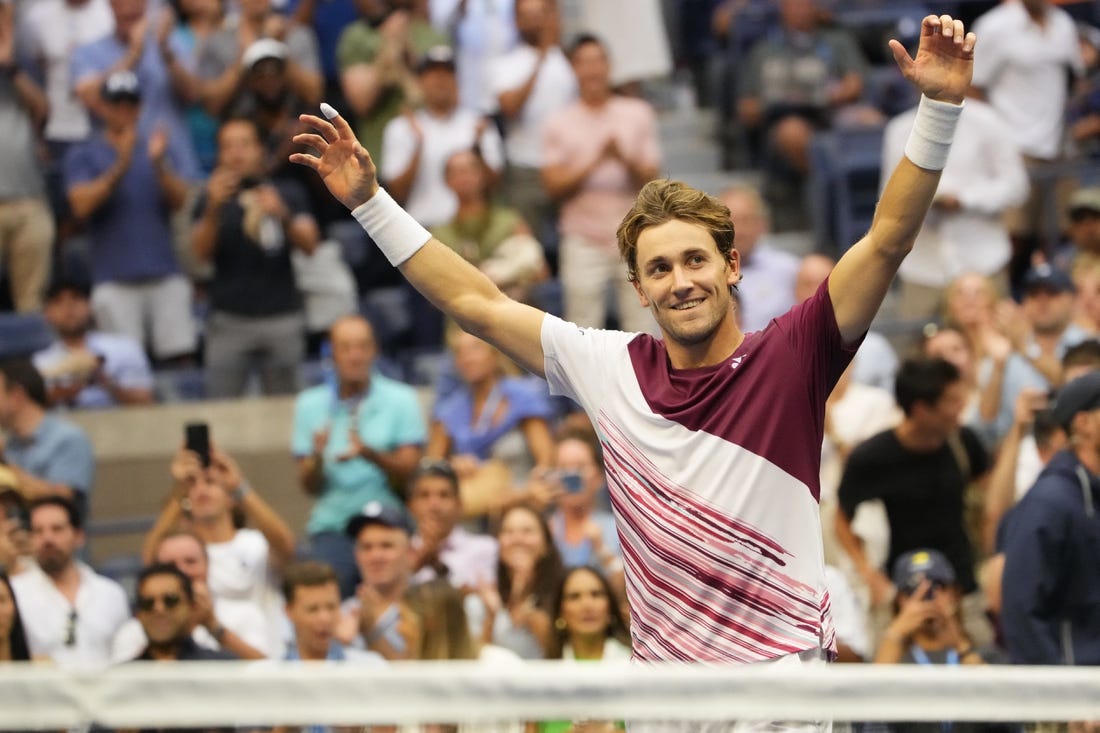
xmin=290 ymin=106 xmax=380 ymax=210
xmin=889 ymin=14 xmax=977 ymax=105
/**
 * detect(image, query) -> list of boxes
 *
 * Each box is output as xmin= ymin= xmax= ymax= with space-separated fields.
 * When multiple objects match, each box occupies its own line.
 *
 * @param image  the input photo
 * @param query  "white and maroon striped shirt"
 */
xmin=541 ymin=281 xmax=858 ymax=664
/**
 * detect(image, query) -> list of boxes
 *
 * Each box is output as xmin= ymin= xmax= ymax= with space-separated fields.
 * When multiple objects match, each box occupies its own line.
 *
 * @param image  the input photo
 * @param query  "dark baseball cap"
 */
xmin=101 ymin=70 xmax=141 ymax=102
xmin=345 ymin=501 xmax=413 ymax=538
xmin=1051 ymin=371 xmax=1100 ymax=428
xmin=892 ymin=548 xmax=956 ymax=594
xmin=416 ymin=45 xmax=456 ymax=74
xmin=1022 ymin=263 xmax=1075 ymax=295
xmin=44 ymin=278 xmax=92 ymax=302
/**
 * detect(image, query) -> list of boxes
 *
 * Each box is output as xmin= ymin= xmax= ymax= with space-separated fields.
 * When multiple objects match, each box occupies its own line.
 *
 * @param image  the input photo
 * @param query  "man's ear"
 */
xmin=727 ymin=247 xmax=741 ymax=288
xmin=632 ymin=279 xmax=651 ymax=309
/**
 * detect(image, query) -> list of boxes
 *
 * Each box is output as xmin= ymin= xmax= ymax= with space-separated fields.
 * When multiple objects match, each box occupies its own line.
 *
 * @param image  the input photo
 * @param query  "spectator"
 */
xmin=1015 ymin=264 xmax=1091 ymax=384
xmin=0 ymin=570 xmax=30 ymax=661
xmin=336 ymin=0 xmax=448 ymax=172
xmin=0 ymin=489 xmax=32 ymax=577
xmin=161 ymin=0 xmax=224 ymax=175
xmin=404 ymin=577 xmax=521 ymax=667
xmin=971 ymin=0 xmax=1083 ymax=255
xmin=284 ymin=560 xmax=384 ymax=663
xmin=541 ymin=34 xmax=661 ymax=333
xmin=10 ymin=497 xmax=129 ymax=665
xmin=883 ymin=94 xmax=1029 ymax=325
xmin=142 ymin=444 xmax=295 ymax=656
xmin=836 ymin=358 xmax=990 ymax=643
xmin=465 ymin=503 xmax=564 ymax=659
xmin=0 ymin=2 xmax=53 ymax=314
xmin=197 ymin=0 xmax=322 ymax=117
xmin=0 ymin=359 xmax=96 ymax=514
xmin=113 ymin=531 xmax=268 ymax=661
xmin=719 ymin=184 xmax=799 ymax=332
xmin=338 ymin=502 xmax=420 ymax=660
xmin=192 ymin=116 xmax=320 ymax=398
xmin=921 ymin=325 xmax=988 ymax=439
xmin=130 ymin=562 xmax=235 ymax=660
xmin=430 ymin=0 xmax=516 ymax=112
xmin=63 ymin=70 xmax=198 ymax=363
xmin=1071 ymin=253 xmax=1100 ymax=334
xmin=1062 ymin=187 xmax=1100 ymax=264
xmin=426 ymin=328 xmax=554 ymax=517
xmin=546 ymin=565 xmax=629 ymax=660
xmin=33 ymin=279 xmax=155 ymax=409
xmin=1000 ymin=371 xmax=1100 ymax=665
xmin=407 ymin=459 xmax=498 ymax=590
xmin=430 ymin=149 xmax=548 ymax=304
xmin=294 ymin=315 xmax=425 ymax=597
xmin=70 ymin=0 xmax=201 ymax=178
xmin=488 ymin=0 xmax=576 ymax=239
xmin=380 ymin=45 xmax=504 ymax=228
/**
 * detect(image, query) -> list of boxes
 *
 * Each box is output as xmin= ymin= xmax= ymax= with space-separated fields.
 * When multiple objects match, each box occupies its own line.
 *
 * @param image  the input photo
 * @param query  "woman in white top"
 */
xmin=547 ymin=566 xmax=630 ymax=662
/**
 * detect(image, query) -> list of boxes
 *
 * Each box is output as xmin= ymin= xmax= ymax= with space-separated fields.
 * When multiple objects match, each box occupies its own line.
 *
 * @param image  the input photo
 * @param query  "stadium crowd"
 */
xmin=0 ymin=0 xmax=1099 ymax=727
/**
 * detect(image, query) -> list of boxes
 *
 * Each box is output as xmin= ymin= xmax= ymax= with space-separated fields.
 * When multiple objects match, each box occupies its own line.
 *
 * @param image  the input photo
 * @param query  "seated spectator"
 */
xmin=10 ymin=497 xmax=130 ymax=665
xmin=63 ymin=70 xmax=198 ymax=363
xmin=426 ymin=328 xmax=554 ymax=518
xmin=293 ymin=315 xmax=425 ymax=598
xmin=407 ymin=459 xmax=498 ymax=590
xmin=283 ymin=560 xmax=383 ymax=663
xmin=113 ymin=531 xmax=268 ymax=661
xmin=142 ymin=444 xmax=295 ymax=656
xmin=379 ymin=45 xmax=504 ymax=228
xmin=465 ymin=504 xmax=564 ymax=659
xmin=0 ymin=0 xmax=53 ymax=314
xmin=338 ymin=502 xmax=419 ymax=660
xmin=33 ymin=279 xmax=155 ymax=409
xmin=192 ymin=116 xmax=320 ymax=398
xmin=197 ymin=0 xmax=322 ymax=117
xmin=922 ymin=324 xmax=1004 ymax=447
xmin=0 ymin=570 xmax=30 ymax=661
xmin=0 ymin=359 xmax=96 ymax=516
xmin=405 ymin=577 xmax=520 ymax=665
xmin=430 ymin=149 xmax=548 ymax=304
xmin=0 ymin=489 xmax=32 ymax=577
xmin=130 ymin=562 xmax=235 ymax=661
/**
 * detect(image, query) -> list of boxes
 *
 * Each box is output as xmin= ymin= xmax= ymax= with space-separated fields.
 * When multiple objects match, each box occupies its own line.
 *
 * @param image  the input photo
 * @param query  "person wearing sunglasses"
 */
xmin=131 ymin=563 xmax=235 ymax=661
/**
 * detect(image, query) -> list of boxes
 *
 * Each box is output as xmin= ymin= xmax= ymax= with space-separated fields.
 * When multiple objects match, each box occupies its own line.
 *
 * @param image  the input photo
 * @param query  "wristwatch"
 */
xmin=230 ymin=481 xmax=252 ymax=502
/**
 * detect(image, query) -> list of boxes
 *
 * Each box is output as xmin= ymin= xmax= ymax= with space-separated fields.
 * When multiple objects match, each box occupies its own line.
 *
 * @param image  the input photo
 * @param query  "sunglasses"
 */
xmin=137 ymin=593 xmax=183 ymax=612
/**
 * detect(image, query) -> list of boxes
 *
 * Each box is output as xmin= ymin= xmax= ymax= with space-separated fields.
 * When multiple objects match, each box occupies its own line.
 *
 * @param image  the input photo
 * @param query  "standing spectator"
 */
xmin=380 ymin=45 xmax=504 ymax=228
xmin=10 ymin=497 xmax=130 ymax=665
xmin=162 ymin=0 xmax=224 ymax=175
xmin=883 ymin=96 xmax=1030 ymax=325
xmin=63 ymin=71 xmax=198 ymax=363
xmin=192 ymin=117 xmax=320 ymax=397
xmin=0 ymin=359 xmax=95 ymax=515
xmin=142 ymin=445 xmax=295 ymax=656
xmin=407 ymin=459 xmax=498 ymax=589
xmin=0 ymin=2 xmax=53 ymax=314
xmin=197 ymin=0 xmax=322 ymax=117
xmin=338 ymin=502 xmax=420 ymax=660
xmin=719 ymin=184 xmax=799 ymax=332
xmin=1000 ymin=371 xmax=1100 ymax=665
xmin=33 ymin=279 xmax=155 ymax=409
xmin=971 ymin=0 xmax=1084 ymax=256
xmin=0 ymin=570 xmax=30 ymax=661
xmin=337 ymin=0 xmax=449 ymax=173
xmin=284 ymin=560 xmax=384 ymax=663
xmin=70 ymin=0 xmax=201 ymax=178
xmin=130 ymin=563 xmax=235 ymax=661
xmin=430 ymin=0 xmax=516 ymax=112
xmin=293 ymin=315 xmax=425 ymax=597
xmin=541 ymin=34 xmax=661 ymax=333
xmin=488 ymin=0 xmax=576 ymax=239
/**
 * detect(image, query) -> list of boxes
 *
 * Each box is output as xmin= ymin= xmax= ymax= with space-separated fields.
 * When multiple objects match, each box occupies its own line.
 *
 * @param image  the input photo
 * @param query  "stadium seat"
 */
xmin=807 ymin=124 xmax=885 ymax=254
xmin=0 ymin=312 xmax=54 ymax=358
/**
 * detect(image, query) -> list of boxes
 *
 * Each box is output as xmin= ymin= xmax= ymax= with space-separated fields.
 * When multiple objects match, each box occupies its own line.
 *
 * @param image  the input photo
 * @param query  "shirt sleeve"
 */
xmin=291 ymin=392 xmax=318 ymax=457
xmin=837 ymin=439 xmax=881 ymax=519
xmin=63 ymin=144 xmax=106 ymax=189
xmin=69 ymin=44 xmax=100 ymax=90
xmin=540 ymin=314 xmax=636 ymax=411
xmin=44 ymin=429 xmax=96 ymax=496
xmin=478 ymin=119 xmax=506 ymax=173
xmin=541 ymin=112 xmax=568 ymax=168
xmin=111 ymin=339 xmax=155 ymax=391
xmin=378 ymin=117 xmax=416 ymax=183
xmin=389 ymin=385 xmax=428 ymax=447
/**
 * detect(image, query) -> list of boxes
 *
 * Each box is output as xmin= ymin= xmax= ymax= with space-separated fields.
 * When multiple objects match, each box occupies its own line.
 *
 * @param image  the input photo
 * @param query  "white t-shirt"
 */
xmin=22 ymin=0 xmax=115 ymax=141
xmin=487 ymin=44 xmax=577 ymax=168
xmin=205 ymin=529 xmax=281 ymax=654
xmin=11 ymin=563 xmax=130 ymax=666
xmin=972 ymin=1 xmax=1083 ymax=159
xmin=379 ymin=107 xmax=505 ymax=227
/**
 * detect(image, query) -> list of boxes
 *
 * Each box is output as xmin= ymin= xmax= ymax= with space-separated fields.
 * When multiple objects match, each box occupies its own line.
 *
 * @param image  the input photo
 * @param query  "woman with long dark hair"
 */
xmin=0 ymin=571 xmax=31 ymax=661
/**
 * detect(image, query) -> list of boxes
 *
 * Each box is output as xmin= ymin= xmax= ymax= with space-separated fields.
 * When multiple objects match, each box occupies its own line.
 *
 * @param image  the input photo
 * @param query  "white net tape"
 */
xmin=1 ymin=662 xmax=1099 ymax=729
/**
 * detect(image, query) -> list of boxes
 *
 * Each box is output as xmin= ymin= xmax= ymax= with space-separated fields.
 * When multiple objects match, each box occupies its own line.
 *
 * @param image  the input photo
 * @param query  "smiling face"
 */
xmin=632 ymin=218 xmax=741 ymax=350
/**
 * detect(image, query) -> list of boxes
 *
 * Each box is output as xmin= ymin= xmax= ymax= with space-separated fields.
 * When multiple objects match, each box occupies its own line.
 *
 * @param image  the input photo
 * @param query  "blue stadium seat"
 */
xmin=807 ymin=124 xmax=885 ymax=254
xmin=0 ymin=312 xmax=54 ymax=359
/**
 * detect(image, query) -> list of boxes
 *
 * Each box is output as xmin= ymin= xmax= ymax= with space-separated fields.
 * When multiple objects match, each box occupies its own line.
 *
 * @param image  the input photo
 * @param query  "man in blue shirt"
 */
xmin=0 ymin=359 xmax=95 ymax=518
xmin=293 ymin=314 xmax=425 ymax=596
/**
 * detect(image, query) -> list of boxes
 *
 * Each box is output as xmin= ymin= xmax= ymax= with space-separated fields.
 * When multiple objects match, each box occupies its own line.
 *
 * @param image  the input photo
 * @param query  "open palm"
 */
xmin=890 ymin=14 xmax=977 ymax=105
xmin=290 ymin=111 xmax=380 ymax=210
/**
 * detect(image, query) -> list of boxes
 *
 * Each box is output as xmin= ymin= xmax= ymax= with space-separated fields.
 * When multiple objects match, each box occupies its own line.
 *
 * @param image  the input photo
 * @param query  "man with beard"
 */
xmin=10 ymin=497 xmax=129 ymax=665
xmin=33 ymin=279 xmax=154 ymax=409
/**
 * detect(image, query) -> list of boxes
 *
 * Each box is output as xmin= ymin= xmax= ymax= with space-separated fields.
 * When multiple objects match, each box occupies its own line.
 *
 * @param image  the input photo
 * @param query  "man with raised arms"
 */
xmin=290 ymin=14 xmax=978 ymax=667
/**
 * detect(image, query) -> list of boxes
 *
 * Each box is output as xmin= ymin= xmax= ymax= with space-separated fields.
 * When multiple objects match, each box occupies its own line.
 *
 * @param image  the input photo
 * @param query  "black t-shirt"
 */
xmin=195 ymin=177 xmax=310 ymax=317
xmin=837 ymin=427 xmax=988 ymax=593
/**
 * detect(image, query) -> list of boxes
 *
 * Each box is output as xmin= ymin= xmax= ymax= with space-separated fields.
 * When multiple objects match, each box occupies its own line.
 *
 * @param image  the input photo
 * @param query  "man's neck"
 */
xmin=371 ymin=580 xmax=407 ymax=607
xmin=580 ymin=89 xmax=612 ymax=109
xmin=664 ymin=318 xmax=744 ymax=370
xmin=192 ymin=515 xmax=237 ymax=544
xmin=47 ymin=562 xmax=83 ymax=603
xmin=1032 ymin=328 xmax=1066 ymax=355
xmin=146 ymin=639 xmax=187 ymax=660
xmin=339 ymin=376 xmax=370 ymax=400
xmin=60 ymin=332 xmax=89 ymax=350
xmin=296 ymin=639 xmax=331 ymax=661
xmin=894 ymin=420 xmax=947 ymax=453
xmin=12 ymin=405 xmax=46 ymax=441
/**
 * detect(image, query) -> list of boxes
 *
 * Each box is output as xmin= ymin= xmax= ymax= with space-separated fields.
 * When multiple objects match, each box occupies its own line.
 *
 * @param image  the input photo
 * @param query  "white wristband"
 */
xmin=903 ymin=95 xmax=964 ymax=171
xmin=350 ymin=188 xmax=432 ymax=267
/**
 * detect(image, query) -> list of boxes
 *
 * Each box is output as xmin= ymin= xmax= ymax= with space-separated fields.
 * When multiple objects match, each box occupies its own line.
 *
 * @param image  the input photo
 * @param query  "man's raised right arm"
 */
xmin=291 ymin=107 xmax=547 ymax=377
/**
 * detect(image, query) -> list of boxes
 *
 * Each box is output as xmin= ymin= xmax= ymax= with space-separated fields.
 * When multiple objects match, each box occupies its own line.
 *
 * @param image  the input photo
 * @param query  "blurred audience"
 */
xmin=130 ymin=562 xmax=235 ymax=660
xmin=0 ymin=570 xmax=30 ymax=661
xmin=284 ymin=560 xmax=384 ymax=663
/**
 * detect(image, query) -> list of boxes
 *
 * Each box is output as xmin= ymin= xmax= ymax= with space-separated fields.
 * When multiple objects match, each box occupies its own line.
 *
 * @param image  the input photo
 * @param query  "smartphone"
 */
xmin=558 ymin=471 xmax=584 ymax=494
xmin=184 ymin=422 xmax=211 ymax=467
